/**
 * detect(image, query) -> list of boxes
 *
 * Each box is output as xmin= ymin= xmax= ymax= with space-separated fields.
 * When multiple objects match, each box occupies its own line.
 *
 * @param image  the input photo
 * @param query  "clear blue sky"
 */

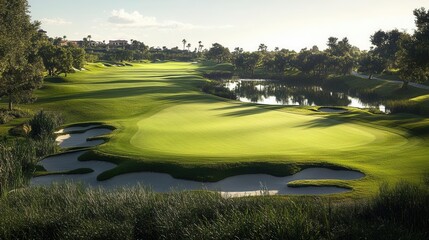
xmin=28 ymin=0 xmax=429 ymax=51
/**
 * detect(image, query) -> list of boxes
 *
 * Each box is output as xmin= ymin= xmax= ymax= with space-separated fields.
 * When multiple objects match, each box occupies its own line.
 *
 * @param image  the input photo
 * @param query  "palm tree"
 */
xmin=186 ymin=43 xmax=191 ymax=52
xmin=198 ymin=41 xmax=202 ymax=52
xmin=83 ymin=37 xmax=88 ymax=48
xmin=87 ymin=35 xmax=92 ymax=47
xmin=258 ymin=43 xmax=267 ymax=52
xmin=63 ymin=35 xmax=67 ymax=41
xmin=182 ymin=39 xmax=187 ymax=50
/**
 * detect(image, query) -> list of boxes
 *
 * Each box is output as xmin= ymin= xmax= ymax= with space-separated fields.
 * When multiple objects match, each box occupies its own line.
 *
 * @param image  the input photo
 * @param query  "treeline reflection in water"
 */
xmin=225 ymin=79 xmax=388 ymax=113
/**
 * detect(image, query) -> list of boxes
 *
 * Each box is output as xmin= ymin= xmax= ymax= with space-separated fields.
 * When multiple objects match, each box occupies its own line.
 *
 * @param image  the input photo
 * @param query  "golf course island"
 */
xmin=22 ymin=62 xmax=428 ymax=198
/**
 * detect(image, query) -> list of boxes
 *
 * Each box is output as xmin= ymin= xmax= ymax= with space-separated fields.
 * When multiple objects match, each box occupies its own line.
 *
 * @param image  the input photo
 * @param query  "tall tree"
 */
xmin=358 ymin=51 xmax=386 ymax=79
xmin=87 ymin=35 xmax=92 ymax=46
xmin=198 ymin=41 xmax=203 ymax=52
xmin=39 ymin=43 xmax=57 ymax=76
xmin=397 ymin=7 xmax=429 ymax=87
xmin=0 ymin=0 xmax=45 ymax=110
xmin=206 ymin=43 xmax=231 ymax=63
xmin=182 ymin=39 xmax=187 ymax=51
xmin=258 ymin=43 xmax=268 ymax=52
xmin=370 ymin=29 xmax=404 ymax=68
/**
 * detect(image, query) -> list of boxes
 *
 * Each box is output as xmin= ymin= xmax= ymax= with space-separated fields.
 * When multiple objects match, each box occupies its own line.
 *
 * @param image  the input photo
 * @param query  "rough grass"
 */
xmin=0 ymin=181 xmax=427 ymax=239
xmin=1 ymin=62 xmax=428 ymax=198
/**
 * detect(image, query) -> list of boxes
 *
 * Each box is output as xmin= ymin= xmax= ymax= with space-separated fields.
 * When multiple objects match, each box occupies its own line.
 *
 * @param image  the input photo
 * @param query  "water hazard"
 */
xmin=225 ymin=79 xmax=389 ymax=113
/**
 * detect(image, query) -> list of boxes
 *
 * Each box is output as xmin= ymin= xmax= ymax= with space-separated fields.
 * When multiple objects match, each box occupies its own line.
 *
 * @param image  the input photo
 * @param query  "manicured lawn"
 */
xmin=2 ymin=62 xmax=428 ymax=198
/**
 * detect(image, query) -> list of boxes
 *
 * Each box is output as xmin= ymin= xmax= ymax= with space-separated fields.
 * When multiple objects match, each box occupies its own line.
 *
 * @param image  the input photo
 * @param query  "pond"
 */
xmin=225 ymin=79 xmax=389 ymax=113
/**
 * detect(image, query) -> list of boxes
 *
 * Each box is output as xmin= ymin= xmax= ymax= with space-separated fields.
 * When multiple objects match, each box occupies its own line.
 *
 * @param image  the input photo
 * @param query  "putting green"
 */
xmin=131 ymin=103 xmax=407 ymax=157
xmin=4 ymin=62 xmax=428 ymax=198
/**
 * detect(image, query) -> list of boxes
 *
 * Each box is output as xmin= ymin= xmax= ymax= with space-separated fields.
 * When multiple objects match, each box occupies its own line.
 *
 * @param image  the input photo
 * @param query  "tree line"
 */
xmin=1 ymin=0 xmax=428 ymax=112
xmin=203 ymin=7 xmax=429 ymax=88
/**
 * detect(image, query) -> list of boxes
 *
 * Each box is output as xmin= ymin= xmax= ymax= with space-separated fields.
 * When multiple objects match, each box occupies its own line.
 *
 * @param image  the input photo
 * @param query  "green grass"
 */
xmin=0 ymin=181 xmax=427 ymax=239
xmin=1 ymin=62 xmax=428 ymax=198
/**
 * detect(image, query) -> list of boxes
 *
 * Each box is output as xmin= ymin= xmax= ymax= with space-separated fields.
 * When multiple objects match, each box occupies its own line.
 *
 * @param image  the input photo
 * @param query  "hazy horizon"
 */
xmin=28 ymin=0 xmax=429 ymax=51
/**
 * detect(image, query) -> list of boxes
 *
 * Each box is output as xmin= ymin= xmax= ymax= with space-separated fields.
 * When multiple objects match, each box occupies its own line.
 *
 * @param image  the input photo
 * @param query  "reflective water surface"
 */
xmin=225 ymin=79 xmax=389 ymax=113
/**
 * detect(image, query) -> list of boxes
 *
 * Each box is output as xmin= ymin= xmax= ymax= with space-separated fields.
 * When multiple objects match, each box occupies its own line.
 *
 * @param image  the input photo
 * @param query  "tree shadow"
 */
xmin=212 ymin=104 xmax=289 ymax=117
xmin=89 ymin=80 xmax=172 ymax=85
xmin=156 ymin=93 xmax=220 ymax=104
xmin=296 ymin=117 xmax=344 ymax=128
xmin=37 ymin=86 xmax=184 ymax=103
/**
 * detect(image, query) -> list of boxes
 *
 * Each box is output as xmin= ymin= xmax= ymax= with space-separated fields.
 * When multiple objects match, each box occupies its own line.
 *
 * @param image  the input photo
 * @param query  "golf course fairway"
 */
xmin=20 ymin=62 xmax=429 ymax=198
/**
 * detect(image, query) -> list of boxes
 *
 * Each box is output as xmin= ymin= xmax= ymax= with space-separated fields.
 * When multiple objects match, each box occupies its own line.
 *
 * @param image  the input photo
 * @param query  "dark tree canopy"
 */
xmin=206 ymin=43 xmax=231 ymax=63
xmin=358 ymin=52 xmax=386 ymax=79
xmin=397 ymin=7 xmax=429 ymax=85
xmin=0 ymin=0 xmax=44 ymax=110
xmin=370 ymin=29 xmax=404 ymax=68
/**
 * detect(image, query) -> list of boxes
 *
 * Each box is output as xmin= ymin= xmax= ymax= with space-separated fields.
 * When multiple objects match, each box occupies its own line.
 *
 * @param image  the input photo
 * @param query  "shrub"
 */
xmin=0 ymin=108 xmax=32 ymax=124
xmin=29 ymin=110 xmax=64 ymax=139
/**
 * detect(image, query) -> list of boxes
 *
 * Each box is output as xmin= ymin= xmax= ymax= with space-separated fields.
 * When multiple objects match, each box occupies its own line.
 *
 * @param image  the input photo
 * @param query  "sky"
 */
xmin=28 ymin=0 xmax=429 ymax=51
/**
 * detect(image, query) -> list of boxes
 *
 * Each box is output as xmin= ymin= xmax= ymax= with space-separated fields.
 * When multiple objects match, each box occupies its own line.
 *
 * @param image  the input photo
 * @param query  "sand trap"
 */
xmin=37 ymin=151 xmax=116 ymax=172
xmin=55 ymin=125 xmax=102 ymax=134
xmin=34 ymin=124 xmax=365 ymax=197
xmin=32 ymin=150 xmax=364 ymax=196
xmin=318 ymin=107 xmax=347 ymax=113
xmin=56 ymin=128 xmax=112 ymax=148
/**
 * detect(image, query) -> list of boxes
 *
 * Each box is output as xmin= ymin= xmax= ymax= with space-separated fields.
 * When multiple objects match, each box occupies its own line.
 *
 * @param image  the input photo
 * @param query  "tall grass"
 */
xmin=0 ymin=181 xmax=427 ymax=239
xmin=0 ymin=137 xmax=59 ymax=196
xmin=0 ymin=140 xmax=36 ymax=195
xmin=0 ymin=111 xmax=62 ymax=195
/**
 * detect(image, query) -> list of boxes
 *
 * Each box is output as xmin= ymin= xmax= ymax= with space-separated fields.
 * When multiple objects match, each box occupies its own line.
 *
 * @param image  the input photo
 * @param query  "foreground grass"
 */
xmin=0 ymin=182 xmax=427 ymax=239
xmin=1 ymin=62 xmax=429 ymax=198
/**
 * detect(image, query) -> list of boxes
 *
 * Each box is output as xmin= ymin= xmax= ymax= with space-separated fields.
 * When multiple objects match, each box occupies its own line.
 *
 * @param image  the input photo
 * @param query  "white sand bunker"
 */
xmin=318 ymin=107 xmax=347 ymax=113
xmin=32 ymin=150 xmax=364 ymax=196
xmin=56 ymin=127 xmax=112 ymax=148
xmin=55 ymin=125 xmax=101 ymax=134
xmin=33 ymin=124 xmax=364 ymax=197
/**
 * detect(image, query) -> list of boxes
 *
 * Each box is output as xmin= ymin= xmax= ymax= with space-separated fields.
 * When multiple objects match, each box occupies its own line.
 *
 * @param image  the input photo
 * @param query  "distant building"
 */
xmin=68 ymin=41 xmax=84 ymax=47
xmin=59 ymin=40 xmax=68 ymax=46
xmin=109 ymin=40 xmax=128 ymax=47
xmin=88 ymin=41 xmax=103 ymax=47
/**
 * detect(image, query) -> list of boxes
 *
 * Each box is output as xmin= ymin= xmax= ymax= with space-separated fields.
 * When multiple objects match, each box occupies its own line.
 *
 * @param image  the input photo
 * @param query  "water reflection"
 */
xmin=225 ymin=79 xmax=388 ymax=112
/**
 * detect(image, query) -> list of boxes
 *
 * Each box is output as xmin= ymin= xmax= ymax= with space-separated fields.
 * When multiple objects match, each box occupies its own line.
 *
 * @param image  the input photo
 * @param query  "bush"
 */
xmin=0 ymin=108 xmax=32 ymax=124
xmin=29 ymin=110 xmax=64 ymax=139
xmin=385 ymin=100 xmax=421 ymax=115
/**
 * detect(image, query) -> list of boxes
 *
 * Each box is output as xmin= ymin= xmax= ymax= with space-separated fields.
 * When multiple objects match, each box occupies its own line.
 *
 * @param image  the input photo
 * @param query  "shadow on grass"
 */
xmin=296 ymin=118 xmax=344 ymax=128
xmin=156 ymin=94 xmax=220 ymax=104
xmin=37 ymin=86 xmax=187 ymax=103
